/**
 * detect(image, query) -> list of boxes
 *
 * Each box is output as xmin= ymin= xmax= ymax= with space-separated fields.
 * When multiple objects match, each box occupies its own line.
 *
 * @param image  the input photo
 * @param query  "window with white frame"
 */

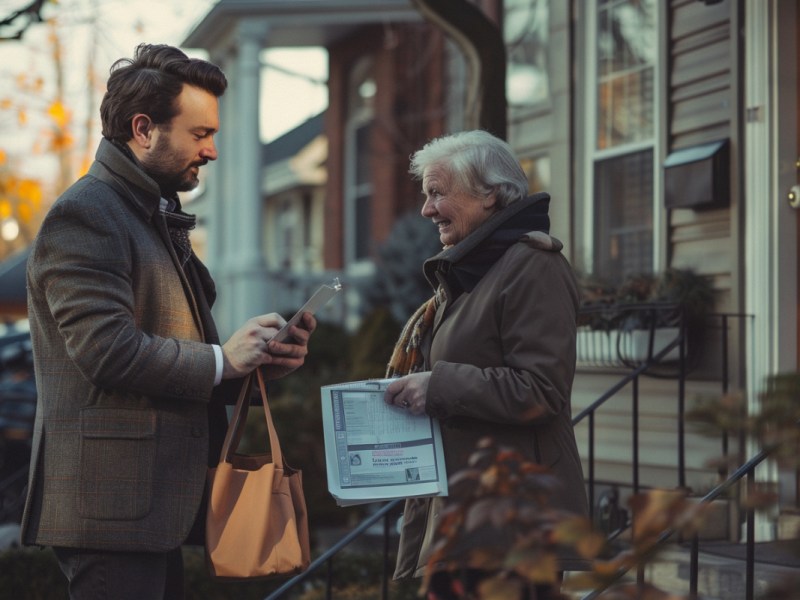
xmin=277 ymin=197 xmax=295 ymax=270
xmin=589 ymin=0 xmax=657 ymax=283
xmin=345 ymin=56 xmax=376 ymax=268
xmin=504 ymin=0 xmax=550 ymax=107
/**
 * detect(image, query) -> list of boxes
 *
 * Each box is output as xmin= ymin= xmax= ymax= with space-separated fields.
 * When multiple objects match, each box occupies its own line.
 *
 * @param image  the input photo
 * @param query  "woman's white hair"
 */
xmin=409 ymin=130 xmax=529 ymax=207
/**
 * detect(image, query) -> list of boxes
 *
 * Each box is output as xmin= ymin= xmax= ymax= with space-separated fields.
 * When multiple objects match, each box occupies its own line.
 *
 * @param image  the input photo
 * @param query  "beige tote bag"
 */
xmin=206 ymin=367 xmax=311 ymax=579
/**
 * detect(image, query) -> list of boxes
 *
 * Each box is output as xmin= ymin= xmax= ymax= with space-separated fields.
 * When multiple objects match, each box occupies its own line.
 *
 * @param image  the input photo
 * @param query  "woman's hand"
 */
xmin=384 ymin=372 xmax=431 ymax=416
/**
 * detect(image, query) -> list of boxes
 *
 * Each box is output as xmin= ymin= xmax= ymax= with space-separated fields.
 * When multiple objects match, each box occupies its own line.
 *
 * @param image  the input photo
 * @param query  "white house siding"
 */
xmin=666 ymin=0 xmax=745 ymax=388
xmin=667 ymin=0 xmax=739 ymax=313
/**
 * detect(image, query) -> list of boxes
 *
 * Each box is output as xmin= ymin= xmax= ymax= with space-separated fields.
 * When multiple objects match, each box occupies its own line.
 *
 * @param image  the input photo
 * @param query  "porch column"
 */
xmin=204 ymin=48 xmax=230 ymax=326
xmin=198 ymin=44 xmax=239 ymax=340
xmin=743 ymin=0 xmax=793 ymax=541
xmin=228 ymin=20 xmax=270 ymax=330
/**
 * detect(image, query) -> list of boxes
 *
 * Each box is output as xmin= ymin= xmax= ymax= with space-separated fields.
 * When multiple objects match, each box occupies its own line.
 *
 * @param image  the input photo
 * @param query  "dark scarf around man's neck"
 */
xmin=110 ymin=138 xmax=197 ymax=266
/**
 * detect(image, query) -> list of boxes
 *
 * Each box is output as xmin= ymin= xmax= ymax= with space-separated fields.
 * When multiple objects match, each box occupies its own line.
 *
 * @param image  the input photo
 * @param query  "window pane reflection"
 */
xmin=519 ymin=155 xmax=551 ymax=193
xmin=347 ymin=57 xmax=375 ymax=264
xmin=594 ymin=150 xmax=653 ymax=282
xmin=505 ymin=0 xmax=550 ymax=106
xmin=596 ymin=0 xmax=656 ymax=149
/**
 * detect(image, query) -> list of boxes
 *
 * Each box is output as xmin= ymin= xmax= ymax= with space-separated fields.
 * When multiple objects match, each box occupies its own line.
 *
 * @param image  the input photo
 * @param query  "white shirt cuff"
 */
xmin=212 ymin=344 xmax=223 ymax=386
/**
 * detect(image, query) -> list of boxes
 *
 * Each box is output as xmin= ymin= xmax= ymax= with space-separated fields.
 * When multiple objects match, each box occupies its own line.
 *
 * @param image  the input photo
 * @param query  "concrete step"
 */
xmin=566 ymin=539 xmax=800 ymax=600
xmin=645 ymin=542 xmax=799 ymax=600
xmin=564 ymin=541 xmax=799 ymax=600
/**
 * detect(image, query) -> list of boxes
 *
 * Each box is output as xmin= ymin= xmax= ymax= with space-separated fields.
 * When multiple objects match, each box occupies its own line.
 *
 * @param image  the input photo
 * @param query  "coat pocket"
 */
xmin=78 ymin=407 xmax=157 ymax=520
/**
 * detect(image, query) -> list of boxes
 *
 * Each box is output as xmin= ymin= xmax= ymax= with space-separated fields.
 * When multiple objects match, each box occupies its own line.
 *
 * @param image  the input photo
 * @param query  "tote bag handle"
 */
xmin=217 ymin=368 xmax=284 ymax=469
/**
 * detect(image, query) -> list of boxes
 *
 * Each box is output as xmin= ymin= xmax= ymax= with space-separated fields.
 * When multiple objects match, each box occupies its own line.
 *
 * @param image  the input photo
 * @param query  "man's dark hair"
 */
xmin=100 ymin=43 xmax=228 ymax=143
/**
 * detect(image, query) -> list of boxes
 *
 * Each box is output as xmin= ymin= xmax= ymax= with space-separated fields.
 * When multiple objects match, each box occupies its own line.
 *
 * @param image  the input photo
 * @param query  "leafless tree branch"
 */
xmin=0 ymin=0 xmax=48 ymax=41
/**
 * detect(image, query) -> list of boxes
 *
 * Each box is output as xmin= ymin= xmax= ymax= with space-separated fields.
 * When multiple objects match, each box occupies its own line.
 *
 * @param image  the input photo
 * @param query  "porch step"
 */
xmin=777 ymin=511 xmax=800 ymax=540
xmin=648 ymin=542 xmax=799 ymax=599
xmin=564 ymin=541 xmax=799 ymax=599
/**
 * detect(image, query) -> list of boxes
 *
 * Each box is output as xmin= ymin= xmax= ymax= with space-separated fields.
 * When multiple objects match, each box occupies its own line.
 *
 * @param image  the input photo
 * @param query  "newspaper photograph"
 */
xmin=320 ymin=378 xmax=448 ymax=506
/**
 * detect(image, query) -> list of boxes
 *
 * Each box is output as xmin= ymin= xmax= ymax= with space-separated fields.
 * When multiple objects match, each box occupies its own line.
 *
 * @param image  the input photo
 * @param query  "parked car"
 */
xmin=0 ymin=330 xmax=35 ymax=525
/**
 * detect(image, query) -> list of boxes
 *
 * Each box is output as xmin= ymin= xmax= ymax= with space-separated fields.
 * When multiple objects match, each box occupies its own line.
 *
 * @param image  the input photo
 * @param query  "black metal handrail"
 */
xmin=579 ymin=441 xmax=781 ymax=600
xmin=264 ymin=499 xmax=403 ymax=600
xmin=576 ymin=309 xmax=753 ymax=512
xmin=264 ymin=307 xmax=753 ymax=599
xmin=268 ymin=443 xmax=783 ymax=600
xmin=573 ymin=302 xmax=694 ymax=521
xmin=573 ymin=333 xmax=684 ymax=518
xmin=265 ymin=332 xmax=685 ymax=600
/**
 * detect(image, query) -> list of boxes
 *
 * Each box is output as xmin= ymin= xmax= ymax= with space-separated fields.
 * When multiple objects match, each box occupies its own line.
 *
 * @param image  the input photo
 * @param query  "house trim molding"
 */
xmin=743 ymin=0 xmax=799 ymax=540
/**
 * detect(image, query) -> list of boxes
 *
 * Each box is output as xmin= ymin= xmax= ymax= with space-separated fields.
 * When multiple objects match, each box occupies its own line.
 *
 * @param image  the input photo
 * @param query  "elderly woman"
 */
xmin=384 ymin=130 xmax=589 ymax=599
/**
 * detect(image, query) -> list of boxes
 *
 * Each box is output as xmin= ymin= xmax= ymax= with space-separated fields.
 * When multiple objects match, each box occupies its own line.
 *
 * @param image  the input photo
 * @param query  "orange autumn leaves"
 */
xmin=45 ymin=99 xmax=74 ymax=153
xmin=424 ymin=438 xmax=709 ymax=600
xmin=0 ymin=91 xmax=74 ymax=246
xmin=0 ymin=150 xmax=44 ymax=244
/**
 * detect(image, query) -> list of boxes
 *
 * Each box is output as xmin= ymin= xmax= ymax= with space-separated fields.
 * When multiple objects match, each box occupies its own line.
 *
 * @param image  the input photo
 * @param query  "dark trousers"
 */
xmin=427 ymin=569 xmax=563 ymax=600
xmin=53 ymin=546 xmax=184 ymax=600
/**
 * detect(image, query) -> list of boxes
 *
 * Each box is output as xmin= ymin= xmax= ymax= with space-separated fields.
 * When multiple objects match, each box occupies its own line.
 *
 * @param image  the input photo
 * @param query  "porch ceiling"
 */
xmin=182 ymin=0 xmax=423 ymax=51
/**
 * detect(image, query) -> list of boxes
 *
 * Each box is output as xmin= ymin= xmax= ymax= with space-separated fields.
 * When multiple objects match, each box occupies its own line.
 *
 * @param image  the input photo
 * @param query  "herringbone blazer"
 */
xmin=21 ymin=139 xmax=224 ymax=552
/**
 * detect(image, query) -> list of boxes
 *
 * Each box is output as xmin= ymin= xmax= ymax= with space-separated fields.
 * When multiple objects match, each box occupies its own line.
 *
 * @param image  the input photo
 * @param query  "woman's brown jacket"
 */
xmin=394 ymin=195 xmax=590 ymax=578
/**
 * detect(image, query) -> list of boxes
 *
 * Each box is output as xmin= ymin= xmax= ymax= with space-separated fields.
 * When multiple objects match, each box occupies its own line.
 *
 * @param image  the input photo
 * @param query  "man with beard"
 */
xmin=21 ymin=44 xmax=316 ymax=599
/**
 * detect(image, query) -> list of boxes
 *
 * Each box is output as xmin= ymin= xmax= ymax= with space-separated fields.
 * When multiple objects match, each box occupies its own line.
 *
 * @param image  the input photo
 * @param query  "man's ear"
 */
xmin=130 ymin=114 xmax=153 ymax=149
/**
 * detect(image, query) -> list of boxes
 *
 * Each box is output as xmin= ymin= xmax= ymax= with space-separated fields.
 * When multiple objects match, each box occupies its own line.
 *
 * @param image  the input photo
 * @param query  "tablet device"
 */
xmin=272 ymin=277 xmax=342 ymax=343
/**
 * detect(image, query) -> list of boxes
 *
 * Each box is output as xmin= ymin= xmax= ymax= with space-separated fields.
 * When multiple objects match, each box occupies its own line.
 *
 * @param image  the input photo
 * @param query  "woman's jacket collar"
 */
xmin=422 ymin=192 xmax=552 ymax=291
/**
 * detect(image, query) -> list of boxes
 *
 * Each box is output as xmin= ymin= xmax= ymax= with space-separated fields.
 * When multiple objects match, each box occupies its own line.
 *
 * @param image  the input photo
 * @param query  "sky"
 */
xmin=0 ymin=0 xmax=328 ymax=181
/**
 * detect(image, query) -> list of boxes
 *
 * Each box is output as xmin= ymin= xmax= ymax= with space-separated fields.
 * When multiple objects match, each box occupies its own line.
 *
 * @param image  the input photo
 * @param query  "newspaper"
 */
xmin=320 ymin=378 xmax=448 ymax=506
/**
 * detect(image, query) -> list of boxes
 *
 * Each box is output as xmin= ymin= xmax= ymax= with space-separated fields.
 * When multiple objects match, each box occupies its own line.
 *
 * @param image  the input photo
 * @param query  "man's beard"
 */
xmin=140 ymin=134 xmax=204 ymax=195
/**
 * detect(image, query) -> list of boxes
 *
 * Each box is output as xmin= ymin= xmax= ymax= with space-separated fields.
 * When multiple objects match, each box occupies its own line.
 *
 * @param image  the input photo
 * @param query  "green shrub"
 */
xmin=0 ymin=546 xmax=422 ymax=600
xmin=293 ymin=550 xmax=422 ymax=600
xmin=347 ymin=307 xmax=402 ymax=381
xmin=0 ymin=547 xmax=66 ymax=600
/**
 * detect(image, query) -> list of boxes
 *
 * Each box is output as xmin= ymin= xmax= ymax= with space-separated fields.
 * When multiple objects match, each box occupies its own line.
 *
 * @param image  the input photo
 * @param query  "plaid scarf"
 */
xmin=162 ymin=198 xmax=196 ymax=267
xmin=385 ymin=286 xmax=445 ymax=377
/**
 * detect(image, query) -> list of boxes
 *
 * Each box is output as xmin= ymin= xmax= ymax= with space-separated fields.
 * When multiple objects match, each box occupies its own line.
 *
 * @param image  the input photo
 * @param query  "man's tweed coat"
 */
xmin=21 ymin=138 xmax=230 ymax=552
